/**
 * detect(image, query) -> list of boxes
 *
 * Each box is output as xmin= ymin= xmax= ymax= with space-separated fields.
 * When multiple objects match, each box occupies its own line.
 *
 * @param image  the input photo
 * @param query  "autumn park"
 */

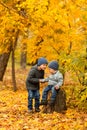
xmin=0 ymin=0 xmax=87 ymax=129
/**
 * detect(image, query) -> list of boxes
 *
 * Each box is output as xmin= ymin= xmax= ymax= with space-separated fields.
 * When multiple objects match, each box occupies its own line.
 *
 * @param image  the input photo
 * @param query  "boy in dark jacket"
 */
xmin=26 ymin=57 xmax=48 ymax=113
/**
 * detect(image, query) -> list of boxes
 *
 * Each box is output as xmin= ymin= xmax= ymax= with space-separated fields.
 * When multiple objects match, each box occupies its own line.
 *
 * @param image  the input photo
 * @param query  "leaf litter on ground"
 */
xmin=0 ymin=90 xmax=87 ymax=130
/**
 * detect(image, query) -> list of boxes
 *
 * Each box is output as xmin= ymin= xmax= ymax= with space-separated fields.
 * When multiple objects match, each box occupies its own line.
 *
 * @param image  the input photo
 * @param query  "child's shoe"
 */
xmin=35 ymin=108 xmax=40 ymax=112
xmin=28 ymin=109 xmax=33 ymax=113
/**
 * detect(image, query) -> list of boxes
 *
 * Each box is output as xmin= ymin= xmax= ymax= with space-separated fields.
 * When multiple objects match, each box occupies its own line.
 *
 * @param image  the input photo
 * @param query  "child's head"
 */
xmin=48 ymin=60 xmax=59 ymax=74
xmin=37 ymin=57 xmax=48 ymax=70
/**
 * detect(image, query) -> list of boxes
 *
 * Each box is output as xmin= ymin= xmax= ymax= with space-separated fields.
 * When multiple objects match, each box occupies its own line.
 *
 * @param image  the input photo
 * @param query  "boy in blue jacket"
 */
xmin=40 ymin=60 xmax=63 ymax=106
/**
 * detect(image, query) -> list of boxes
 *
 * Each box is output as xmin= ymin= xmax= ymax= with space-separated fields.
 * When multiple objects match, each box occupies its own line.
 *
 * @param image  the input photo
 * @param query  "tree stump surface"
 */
xmin=41 ymin=89 xmax=67 ymax=113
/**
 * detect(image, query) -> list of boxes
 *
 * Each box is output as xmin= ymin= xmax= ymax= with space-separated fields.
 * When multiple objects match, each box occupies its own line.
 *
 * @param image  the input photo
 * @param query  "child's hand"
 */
xmin=39 ymin=79 xmax=45 ymax=83
xmin=54 ymin=85 xmax=60 ymax=90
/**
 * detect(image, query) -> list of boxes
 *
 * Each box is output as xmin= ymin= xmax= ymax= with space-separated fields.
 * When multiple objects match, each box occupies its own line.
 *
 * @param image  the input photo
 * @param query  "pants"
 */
xmin=28 ymin=90 xmax=40 ymax=110
xmin=42 ymin=85 xmax=57 ymax=101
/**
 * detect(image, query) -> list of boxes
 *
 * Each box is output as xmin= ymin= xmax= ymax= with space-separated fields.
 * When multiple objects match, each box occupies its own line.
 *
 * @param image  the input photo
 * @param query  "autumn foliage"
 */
xmin=0 ymin=0 xmax=87 ymax=129
xmin=0 ymin=89 xmax=87 ymax=130
xmin=0 ymin=67 xmax=86 ymax=129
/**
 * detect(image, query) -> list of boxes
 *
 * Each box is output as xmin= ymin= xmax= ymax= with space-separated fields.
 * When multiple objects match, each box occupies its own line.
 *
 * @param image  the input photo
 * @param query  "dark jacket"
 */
xmin=26 ymin=65 xmax=44 ymax=90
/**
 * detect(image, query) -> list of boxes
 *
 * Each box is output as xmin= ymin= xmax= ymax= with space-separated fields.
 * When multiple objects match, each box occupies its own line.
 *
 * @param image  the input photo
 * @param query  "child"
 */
xmin=26 ymin=57 xmax=48 ymax=113
xmin=40 ymin=60 xmax=63 ymax=106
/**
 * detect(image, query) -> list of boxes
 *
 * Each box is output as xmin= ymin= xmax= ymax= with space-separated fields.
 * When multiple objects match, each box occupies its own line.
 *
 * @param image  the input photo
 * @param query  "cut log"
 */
xmin=41 ymin=88 xmax=67 ymax=113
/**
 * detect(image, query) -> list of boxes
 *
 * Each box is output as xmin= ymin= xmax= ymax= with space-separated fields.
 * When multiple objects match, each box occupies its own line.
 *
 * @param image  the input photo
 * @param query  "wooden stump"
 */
xmin=41 ymin=89 xmax=67 ymax=113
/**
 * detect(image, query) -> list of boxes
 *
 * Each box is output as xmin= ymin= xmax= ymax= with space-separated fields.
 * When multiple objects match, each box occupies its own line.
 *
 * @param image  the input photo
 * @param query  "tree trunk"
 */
xmin=12 ymin=49 xmax=17 ymax=91
xmin=20 ymin=52 xmax=26 ymax=69
xmin=20 ymin=43 xmax=27 ymax=69
xmin=41 ymin=89 xmax=67 ymax=113
xmin=11 ymin=30 xmax=19 ymax=91
xmin=0 ymin=46 xmax=12 ymax=81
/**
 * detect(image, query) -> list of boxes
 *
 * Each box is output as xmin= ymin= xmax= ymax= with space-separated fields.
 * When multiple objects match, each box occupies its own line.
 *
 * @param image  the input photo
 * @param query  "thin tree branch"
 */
xmin=0 ymin=1 xmax=28 ymax=18
xmin=50 ymin=44 xmax=60 ymax=55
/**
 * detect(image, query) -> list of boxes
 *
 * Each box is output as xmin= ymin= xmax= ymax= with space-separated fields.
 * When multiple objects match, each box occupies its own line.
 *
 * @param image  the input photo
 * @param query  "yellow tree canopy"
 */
xmin=0 ymin=0 xmax=87 ymax=63
xmin=25 ymin=0 xmax=87 ymax=63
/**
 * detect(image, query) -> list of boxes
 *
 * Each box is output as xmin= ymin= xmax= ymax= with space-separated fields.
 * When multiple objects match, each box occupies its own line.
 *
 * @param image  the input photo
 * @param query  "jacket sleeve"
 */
xmin=27 ymin=69 xmax=39 ymax=84
xmin=56 ymin=72 xmax=63 ymax=87
xmin=40 ymin=77 xmax=49 ymax=82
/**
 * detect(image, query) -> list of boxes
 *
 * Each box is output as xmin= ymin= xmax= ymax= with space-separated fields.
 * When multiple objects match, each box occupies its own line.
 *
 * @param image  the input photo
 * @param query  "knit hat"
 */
xmin=48 ymin=60 xmax=59 ymax=70
xmin=37 ymin=57 xmax=48 ymax=66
